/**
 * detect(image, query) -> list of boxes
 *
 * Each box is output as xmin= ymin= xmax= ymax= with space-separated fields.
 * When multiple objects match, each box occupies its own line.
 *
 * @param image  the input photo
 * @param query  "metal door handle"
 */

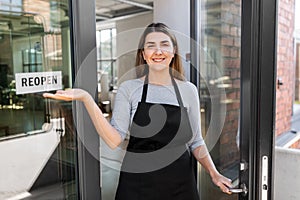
xmin=229 ymin=183 xmax=248 ymax=196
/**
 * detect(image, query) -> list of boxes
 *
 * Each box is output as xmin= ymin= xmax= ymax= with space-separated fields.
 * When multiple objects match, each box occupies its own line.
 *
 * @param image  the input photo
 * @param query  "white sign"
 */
xmin=15 ymin=71 xmax=63 ymax=94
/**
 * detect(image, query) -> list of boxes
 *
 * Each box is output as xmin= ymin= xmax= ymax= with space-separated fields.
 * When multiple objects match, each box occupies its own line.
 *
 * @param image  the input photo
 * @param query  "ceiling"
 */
xmin=0 ymin=0 xmax=153 ymax=35
xmin=95 ymin=0 xmax=153 ymax=22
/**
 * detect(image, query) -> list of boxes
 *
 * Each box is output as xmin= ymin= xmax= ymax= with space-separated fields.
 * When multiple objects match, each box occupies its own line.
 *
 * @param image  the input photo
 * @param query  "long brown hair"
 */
xmin=135 ymin=23 xmax=185 ymax=80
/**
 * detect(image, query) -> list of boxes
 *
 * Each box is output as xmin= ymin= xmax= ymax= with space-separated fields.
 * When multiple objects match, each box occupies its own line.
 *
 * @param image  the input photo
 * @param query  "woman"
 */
xmin=44 ymin=23 xmax=232 ymax=199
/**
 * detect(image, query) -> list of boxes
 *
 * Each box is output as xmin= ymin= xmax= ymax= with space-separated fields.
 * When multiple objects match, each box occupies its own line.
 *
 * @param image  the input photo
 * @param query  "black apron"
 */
xmin=115 ymin=73 xmax=199 ymax=200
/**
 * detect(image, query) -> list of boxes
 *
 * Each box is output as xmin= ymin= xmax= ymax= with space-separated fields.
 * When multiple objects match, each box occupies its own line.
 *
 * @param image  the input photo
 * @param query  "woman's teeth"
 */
xmin=153 ymin=58 xmax=164 ymax=62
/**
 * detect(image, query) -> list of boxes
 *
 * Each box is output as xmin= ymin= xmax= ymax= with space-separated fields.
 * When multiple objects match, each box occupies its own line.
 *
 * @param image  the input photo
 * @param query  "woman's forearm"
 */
xmin=198 ymin=154 xmax=220 ymax=178
xmin=43 ymin=89 xmax=123 ymax=149
xmin=82 ymin=94 xmax=122 ymax=149
xmin=193 ymin=146 xmax=219 ymax=177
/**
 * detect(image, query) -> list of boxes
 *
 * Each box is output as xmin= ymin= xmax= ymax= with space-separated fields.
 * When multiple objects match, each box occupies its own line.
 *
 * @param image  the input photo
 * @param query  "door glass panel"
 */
xmin=0 ymin=0 xmax=78 ymax=199
xmin=199 ymin=0 xmax=241 ymax=199
xmin=95 ymin=1 xmax=153 ymax=199
xmin=96 ymin=25 xmax=119 ymax=200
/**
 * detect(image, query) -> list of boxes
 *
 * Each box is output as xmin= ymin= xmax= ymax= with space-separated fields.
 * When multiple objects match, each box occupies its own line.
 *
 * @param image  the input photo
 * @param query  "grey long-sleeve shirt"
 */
xmin=110 ymin=78 xmax=205 ymax=151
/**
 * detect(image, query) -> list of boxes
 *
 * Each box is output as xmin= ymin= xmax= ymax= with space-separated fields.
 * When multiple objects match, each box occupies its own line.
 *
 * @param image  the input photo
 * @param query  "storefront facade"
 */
xmin=0 ymin=0 xmax=284 ymax=199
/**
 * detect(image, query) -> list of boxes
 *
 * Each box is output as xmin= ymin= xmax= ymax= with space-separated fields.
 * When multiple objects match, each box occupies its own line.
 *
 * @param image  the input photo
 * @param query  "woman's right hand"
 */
xmin=43 ymin=88 xmax=90 ymax=102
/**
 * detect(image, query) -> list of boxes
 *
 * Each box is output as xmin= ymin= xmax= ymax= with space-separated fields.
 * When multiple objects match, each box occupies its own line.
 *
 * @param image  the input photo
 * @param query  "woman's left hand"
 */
xmin=211 ymin=172 xmax=232 ymax=194
xmin=43 ymin=88 xmax=90 ymax=102
xmin=192 ymin=146 xmax=232 ymax=194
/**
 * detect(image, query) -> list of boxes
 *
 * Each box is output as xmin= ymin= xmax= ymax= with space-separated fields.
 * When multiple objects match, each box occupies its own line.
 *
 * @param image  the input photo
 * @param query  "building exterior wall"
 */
xmin=296 ymin=43 xmax=300 ymax=101
xmin=275 ymin=0 xmax=295 ymax=137
xmin=290 ymin=139 xmax=300 ymax=149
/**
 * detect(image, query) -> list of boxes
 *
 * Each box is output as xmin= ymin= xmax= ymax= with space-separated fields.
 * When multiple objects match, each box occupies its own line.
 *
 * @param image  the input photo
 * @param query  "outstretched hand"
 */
xmin=43 ymin=88 xmax=89 ymax=102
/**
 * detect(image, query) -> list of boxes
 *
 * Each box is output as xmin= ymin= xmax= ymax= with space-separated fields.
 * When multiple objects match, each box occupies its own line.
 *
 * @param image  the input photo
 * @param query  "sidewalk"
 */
xmin=292 ymin=104 xmax=300 ymax=131
xmin=276 ymin=104 xmax=300 ymax=147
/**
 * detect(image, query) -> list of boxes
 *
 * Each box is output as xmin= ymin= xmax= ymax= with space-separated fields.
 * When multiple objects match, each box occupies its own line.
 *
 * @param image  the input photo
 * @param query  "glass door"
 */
xmin=0 ymin=0 xmax=78 ymax=199
xmin=195 ymin=1 xmax=241 ymax=199
xmin=193 ymin=0 xmax=277 ymax=199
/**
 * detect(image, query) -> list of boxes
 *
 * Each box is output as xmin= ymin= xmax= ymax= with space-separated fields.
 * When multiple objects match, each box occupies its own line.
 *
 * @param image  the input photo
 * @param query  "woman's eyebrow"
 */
xmin=144 ymin=42 xmax=155 ymax=47
xmin=145 ymin=40 xmax=170 ymax=44
xmin=161 ymin=40 xmax=170 ymax=44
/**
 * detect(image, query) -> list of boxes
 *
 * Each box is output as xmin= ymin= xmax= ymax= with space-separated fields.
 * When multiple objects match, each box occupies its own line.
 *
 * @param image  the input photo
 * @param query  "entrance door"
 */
xmin=191 ymin=0 xmax=277 ymax=199
xmin=0 ymin=0 xmax=80 ymax=199
xmin=192 ymin=1 xmax=242 ymax=199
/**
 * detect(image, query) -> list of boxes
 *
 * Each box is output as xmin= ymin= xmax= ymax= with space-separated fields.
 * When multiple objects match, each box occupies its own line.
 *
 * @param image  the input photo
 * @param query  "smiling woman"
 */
xmin=135 ymin=23 xmax=185 ymax=81
xmin=44 ymin=22 xmax=233 ymax=200
xmin=142 ymin=32 xmax=175 ymax=75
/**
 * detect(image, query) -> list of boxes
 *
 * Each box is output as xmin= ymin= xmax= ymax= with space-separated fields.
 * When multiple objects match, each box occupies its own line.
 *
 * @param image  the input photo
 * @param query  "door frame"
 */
xmin=240 ymin=0 xmax=277 ymax=199
xmin=190 ymin=0 xmax=278 ymax=199
xmin=69 ymin=0 xmax=101 ymax=199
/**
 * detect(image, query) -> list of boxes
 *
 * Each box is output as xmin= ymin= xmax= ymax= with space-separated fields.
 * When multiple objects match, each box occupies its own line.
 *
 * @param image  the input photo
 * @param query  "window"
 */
xmin=0 ymin=0 xmax=22 ymax=13
xmin=22 ymin=46 xmax=43 ymax=72
xmin=96 ymin=28 xmax=117 ymax=89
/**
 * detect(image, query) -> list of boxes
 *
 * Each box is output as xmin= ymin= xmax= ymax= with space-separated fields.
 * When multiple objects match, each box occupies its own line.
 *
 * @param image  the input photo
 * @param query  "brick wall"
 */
xmin=290 ymin=140 xmax=300 ymax=149
xmin=201 ymin=0 xmax=241 ymax=170
xmin=275 ymin=0 xmax=295 ymax=137
xmin=206 ymin=0 xmax=297 ymax=165
xmin=219 ymin=1 xmax=241 ymax=168
xmin=296 ymin=43 xmax=300 ymax=101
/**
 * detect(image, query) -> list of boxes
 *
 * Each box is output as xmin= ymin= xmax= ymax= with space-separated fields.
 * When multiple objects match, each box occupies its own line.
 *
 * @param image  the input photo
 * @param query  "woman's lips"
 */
xmin=152 ymin=58 xmax=165 ymax=62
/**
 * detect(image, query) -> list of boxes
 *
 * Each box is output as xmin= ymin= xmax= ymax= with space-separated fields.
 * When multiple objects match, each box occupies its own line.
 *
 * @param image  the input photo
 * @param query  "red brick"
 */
xmin=275 ymin=0 xmax=295 ymax=138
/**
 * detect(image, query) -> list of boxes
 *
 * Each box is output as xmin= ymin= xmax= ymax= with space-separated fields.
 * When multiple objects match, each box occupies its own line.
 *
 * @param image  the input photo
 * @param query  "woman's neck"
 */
xmin=148 ymin=68 xmax=172 ymax=86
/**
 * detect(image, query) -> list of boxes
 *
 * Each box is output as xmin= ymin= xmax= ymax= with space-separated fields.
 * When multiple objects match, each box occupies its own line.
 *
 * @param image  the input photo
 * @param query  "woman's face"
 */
xmin=142 ymin=32 xmax=175 ymax=72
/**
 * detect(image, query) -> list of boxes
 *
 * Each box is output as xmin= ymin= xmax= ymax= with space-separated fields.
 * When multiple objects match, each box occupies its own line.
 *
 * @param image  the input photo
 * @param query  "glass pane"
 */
xmin=100 ymin=29 xmax=112 ymax=59
xmin=97 ymin=31 xmax=101 ymax=59
xmin=112 ymin=28 xmax=116 ymax=58
xmin=11 ymin=6 xmax=21 ymax=12
xmin=100 ymin=61 xmax=113 ymax=88
xmin=11 ymin=0 xmax=22 ymax=4
xmin=112 ymin=60 xmax=117 ymax=85
xmin=199 ymin=0 xmax=241 ymax=199
xmin=101 ymin=61 xmax=112 ymax=74
xmin=0 ymin=5 xmax=9 ymax=11
xmin=0 ymin=0 xmax=22 ymax=12
xmin=96 ymin=25 xmax=118 ymax=200
xmin=0 ymin=0 xmax=78 ymax=199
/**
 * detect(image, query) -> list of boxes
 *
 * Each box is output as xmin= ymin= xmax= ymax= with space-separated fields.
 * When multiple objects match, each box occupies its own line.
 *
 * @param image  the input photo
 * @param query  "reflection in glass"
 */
xmin=97 ymin=28 xmax=117 ymax=98
xmin=199 ymin=0 xmax=241 ymax=199
xmin=0 ymin=0 xmax=78 ymax=199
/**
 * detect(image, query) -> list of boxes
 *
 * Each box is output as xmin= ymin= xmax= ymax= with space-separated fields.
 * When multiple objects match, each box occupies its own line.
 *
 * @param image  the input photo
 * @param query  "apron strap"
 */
xmin=170 ymin=72 xmax=184 ymax=107
xmin=141 ymin=74 xmax=149 ymax=103
xmin=141 ymin=69 xmax=184 ymax=107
